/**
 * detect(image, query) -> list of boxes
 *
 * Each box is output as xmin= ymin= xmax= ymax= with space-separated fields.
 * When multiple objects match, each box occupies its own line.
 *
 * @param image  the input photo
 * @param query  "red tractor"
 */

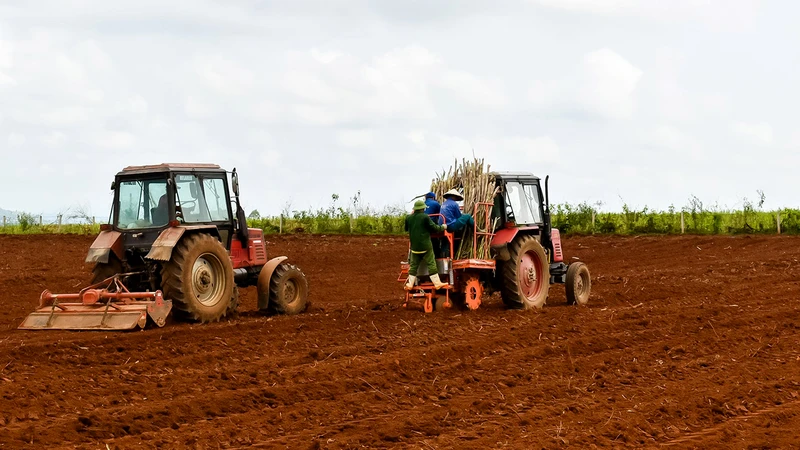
xmin=399 ymin=172 xmax=591 ymax=312
xmin=20 ymin=163 xmax=309 ymax=330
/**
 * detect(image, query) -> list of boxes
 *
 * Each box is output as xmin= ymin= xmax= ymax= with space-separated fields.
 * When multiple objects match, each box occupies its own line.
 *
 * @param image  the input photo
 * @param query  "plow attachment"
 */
xmin=19 ymin=275 xmax=172 ymax=331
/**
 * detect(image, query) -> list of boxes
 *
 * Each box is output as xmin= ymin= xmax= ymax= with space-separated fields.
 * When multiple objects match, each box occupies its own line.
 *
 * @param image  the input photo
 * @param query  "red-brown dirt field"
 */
xmin=1 ymin=233 xmax=799 ymax=449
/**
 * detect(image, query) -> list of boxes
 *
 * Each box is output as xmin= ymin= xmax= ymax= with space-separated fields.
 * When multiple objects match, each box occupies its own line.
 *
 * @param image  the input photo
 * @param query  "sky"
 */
xmin=1 ymin=0 xmax=798 ymax=219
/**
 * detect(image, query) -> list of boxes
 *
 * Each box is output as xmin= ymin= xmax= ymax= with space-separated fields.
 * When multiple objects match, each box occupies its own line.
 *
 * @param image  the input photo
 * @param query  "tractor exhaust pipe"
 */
xmin=543 ymin=175 xmax=552 ymax=249
xmin=545 ymin=175 xmax=550 ymax=212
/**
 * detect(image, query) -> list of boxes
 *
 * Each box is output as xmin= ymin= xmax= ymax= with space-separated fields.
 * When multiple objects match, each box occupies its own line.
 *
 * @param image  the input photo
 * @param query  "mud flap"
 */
xmin=256 ymin=256 xmax=288 ymax=311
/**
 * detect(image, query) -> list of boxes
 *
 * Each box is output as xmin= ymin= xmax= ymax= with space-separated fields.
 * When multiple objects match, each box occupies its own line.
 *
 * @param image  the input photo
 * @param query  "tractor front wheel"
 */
xmin=268 ymin=263 xmax=309 ymax=315
xmin=161 ymin=233 xmax=236 ymax=322
xmin=565 ymin=262 xmax=591 ymax=305
xmin=501 ymin=235 xmax=550 ymax=309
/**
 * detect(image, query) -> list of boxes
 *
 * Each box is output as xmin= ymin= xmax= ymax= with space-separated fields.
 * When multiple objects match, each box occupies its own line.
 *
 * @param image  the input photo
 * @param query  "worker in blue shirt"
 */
xmin=424 ymin=192 xmax=440 ymax=216
xmin=441 ymin=189 xmax=475 ymax=232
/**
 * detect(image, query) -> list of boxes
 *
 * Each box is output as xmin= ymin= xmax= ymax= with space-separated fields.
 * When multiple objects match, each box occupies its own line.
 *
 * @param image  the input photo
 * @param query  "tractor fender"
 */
xmin=490 ymin=226 xmax=540 ymax=261
xmin=256 ymin=256 xmax=288 ymax=310
xmin=145 ymin=225 xmax=219 ymax=261
xmin=85 ymin=230 xmax=124 ymax=264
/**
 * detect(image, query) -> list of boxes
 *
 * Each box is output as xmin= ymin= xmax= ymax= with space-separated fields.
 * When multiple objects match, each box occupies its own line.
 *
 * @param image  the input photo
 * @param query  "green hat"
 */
xmin=413 ymin=200 xmax=426 ymax=211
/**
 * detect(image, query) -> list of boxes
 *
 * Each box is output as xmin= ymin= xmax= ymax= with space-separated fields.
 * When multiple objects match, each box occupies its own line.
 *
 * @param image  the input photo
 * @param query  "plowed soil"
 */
xmin=1 ymin=233 xmax=799 ymax=449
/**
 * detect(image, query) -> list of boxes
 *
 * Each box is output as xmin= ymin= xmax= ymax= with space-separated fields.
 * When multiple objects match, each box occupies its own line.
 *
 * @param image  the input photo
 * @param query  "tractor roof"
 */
xmin=118 ymin=163 xmax=225 ymax=176
xmin=490 ymin=171 xmax=541 ymax=181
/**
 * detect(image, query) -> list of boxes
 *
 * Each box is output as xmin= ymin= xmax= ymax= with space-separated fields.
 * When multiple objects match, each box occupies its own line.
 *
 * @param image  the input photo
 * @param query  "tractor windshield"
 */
xmin=505 ymin=181 xmax=543 ymax=225
xmin=115 ymin=178 xmax=169 ymax=229
xmin=174 ymin=174 xmax=213 ymax=223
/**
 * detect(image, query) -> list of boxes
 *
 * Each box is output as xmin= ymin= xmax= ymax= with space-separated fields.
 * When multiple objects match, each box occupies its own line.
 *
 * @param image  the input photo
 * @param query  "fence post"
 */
xmin=349 ymin=217 xmax=354 ymax=234
xmin=279 ymin=214 xmax=283 ymax=234
xmin=57 ymin=214 xmax=62 ymax=232
xmin=39 ymin=215 xmax=43 ymax=226
xmin=591 ymin=211 xmax=596 ymax=234
xmin=2 ymin=216 xmax=5 ymax=228
xmin=680 ymin=211 xmax=685 ymax=234
xmin=777 ymin=211 xmax=781 ymax=235
xmin=92 ymin=216 xmax=96 ymax=225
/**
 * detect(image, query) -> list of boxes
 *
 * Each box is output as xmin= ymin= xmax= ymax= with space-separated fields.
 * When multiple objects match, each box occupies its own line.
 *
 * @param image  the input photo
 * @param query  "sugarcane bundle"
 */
xmin=431 ymin=158 xmax=499 ymax=259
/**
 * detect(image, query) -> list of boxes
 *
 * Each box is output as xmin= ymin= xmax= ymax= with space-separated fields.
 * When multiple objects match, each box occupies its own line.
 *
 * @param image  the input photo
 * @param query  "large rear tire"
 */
xmin=500 ymin=235 xmax=550 ymax=309
xmin=268 ymin=263 xmax=309 ymax=315
xmin=565 ymin=262 xmax=591 ymax=305
xmin=160 ymin=233 xmax=236 ymax=323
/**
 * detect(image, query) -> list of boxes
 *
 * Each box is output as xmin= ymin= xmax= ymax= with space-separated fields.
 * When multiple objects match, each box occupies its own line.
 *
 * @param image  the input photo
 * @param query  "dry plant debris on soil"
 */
xmin=0 ymin=234 xmax=799 ymax=448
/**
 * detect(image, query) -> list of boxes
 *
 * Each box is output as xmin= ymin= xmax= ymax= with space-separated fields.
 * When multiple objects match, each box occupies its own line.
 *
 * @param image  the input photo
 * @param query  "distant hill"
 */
xmin=0 ymin=207 xmax=18 ymax=219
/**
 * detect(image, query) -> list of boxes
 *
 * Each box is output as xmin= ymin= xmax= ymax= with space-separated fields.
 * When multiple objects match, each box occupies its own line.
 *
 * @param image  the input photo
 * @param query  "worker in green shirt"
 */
xmin=404 ymin=199 xmax=448 ymax=290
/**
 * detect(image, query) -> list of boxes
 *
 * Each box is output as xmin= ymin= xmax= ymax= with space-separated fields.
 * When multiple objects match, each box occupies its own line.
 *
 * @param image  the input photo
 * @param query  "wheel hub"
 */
xmin=192 ymin=255 xmax=222 ymax=306
xmin=526 ymin=267 xmax=537 ymax=283
xmin=519 ymin=250 xmax=542 ymax=298
xmin=464 ymin=278 xmax=482 ymax=310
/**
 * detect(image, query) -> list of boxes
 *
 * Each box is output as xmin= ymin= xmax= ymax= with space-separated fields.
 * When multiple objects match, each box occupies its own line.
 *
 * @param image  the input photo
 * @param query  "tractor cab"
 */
xmin=490 ymin=172 xmax=546 ymax=229
xmin=108 ymin=164 xmax=241 ymax=250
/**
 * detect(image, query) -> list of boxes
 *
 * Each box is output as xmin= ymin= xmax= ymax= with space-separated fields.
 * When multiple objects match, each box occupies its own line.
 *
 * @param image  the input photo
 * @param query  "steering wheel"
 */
xmin=179 ymin=199 xmax=197 ymax=209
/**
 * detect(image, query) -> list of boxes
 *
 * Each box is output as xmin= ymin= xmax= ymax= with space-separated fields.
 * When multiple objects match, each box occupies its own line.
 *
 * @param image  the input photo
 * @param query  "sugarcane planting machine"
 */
xmin=20 ymin=163 xmax=309 ymax=330
xmin=399 ymin=172 xmax=591 ymax=312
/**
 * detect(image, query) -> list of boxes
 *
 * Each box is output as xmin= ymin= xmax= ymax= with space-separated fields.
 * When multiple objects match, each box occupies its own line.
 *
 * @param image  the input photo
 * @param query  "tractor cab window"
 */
xmin=504 ymin=181 xmax=543 ymax=225
xmin=175 ymin=174 xmax=212 ymax=223
xmin=203 ymin=177 xmax=230 ymax=222
xmin=116 ymin=179 xmax=169 ymax=229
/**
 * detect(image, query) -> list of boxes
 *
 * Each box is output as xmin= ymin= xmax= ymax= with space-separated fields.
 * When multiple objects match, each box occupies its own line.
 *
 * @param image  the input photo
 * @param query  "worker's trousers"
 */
xmin=408 ymin=249 xmax=437 ymax=276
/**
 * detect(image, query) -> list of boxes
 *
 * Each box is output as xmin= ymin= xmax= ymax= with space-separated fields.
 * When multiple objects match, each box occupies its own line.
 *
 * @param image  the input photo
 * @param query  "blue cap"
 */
xmin=425 ymin=192 xmax=436 ymax=198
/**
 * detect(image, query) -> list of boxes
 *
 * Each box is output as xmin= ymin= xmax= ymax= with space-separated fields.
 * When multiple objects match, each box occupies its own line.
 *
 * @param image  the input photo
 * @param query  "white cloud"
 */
xmin=39 ymin=106 xmax=92 ymax=126
xmin=731 ymin=122 xmax=773 ymax=146
xmin=0 ymin=0 xmax=796 ymax=214
xmin=41 ymin=131 xmax=67 ymax=148
xmin=578 ymin=49 xmax=642 ymax=119
xmin=128 ymin=95 xmax=149 ymax=115
xmin=55 ymin=53 xmax=86 ymax=84
xmin=92 ymin=131 xmax=136 ymax=150
xmin=7 ymin=132 xmax=25 ymax=147
xmin=281 ymin=45 xmax=508 ymax=125
xmin=531 ymin=0 xmax=637 ymax=15
xmin=438 ymin=70 xmax=507 ymax=108
xmin=251 ymin=100 xmax=281 ymax=123
xmin=403 ymin=131 xmax=560 ymax=169
xmin=0 ymin=39 xmax=12 ymax=68
xmin=291 ymin=104 xmax=338 ymax=126
xmin=529 ymin=0 xmax=760 ymax=30
xmin=337 ymin=129 xmax=375 ymax=148
xmin=310 ymin=48 xmax=343 ymax=64
xmin=283 ymin=71 xmax=339 ymax=103
xmin=184 ymin=96 xmax=214 ymax=119
xmin=529 ymin=48 xmax=642 ymax=120
xmin=259 ymin=150 xmax=282 ymax=168
xmin=472 ymin=136 xmax=561 ymax=166
xmin=196 ymin=55 xmax=255 ymax=96
xmin=0 ymin=70 xmax=14 ymax=85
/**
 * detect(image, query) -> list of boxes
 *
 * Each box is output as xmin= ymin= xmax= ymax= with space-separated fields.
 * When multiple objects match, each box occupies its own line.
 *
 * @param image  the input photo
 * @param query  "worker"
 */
xmin=441 ymin=189 xmax=475 ymax=232
xmin=151 ymin=194 xmax=169 ymax=226
xmin=405 ymin=199 xmax=448 ymax=290
xmin=424 ymin=192 xmax=440 ymax=217
xmin=423 ymin=191 xmax=445 ymax=257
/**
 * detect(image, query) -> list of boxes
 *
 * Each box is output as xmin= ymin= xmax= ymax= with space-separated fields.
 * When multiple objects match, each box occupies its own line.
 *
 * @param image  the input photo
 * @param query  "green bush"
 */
xmin=2 ymin=192 xmax=795 ymax=237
